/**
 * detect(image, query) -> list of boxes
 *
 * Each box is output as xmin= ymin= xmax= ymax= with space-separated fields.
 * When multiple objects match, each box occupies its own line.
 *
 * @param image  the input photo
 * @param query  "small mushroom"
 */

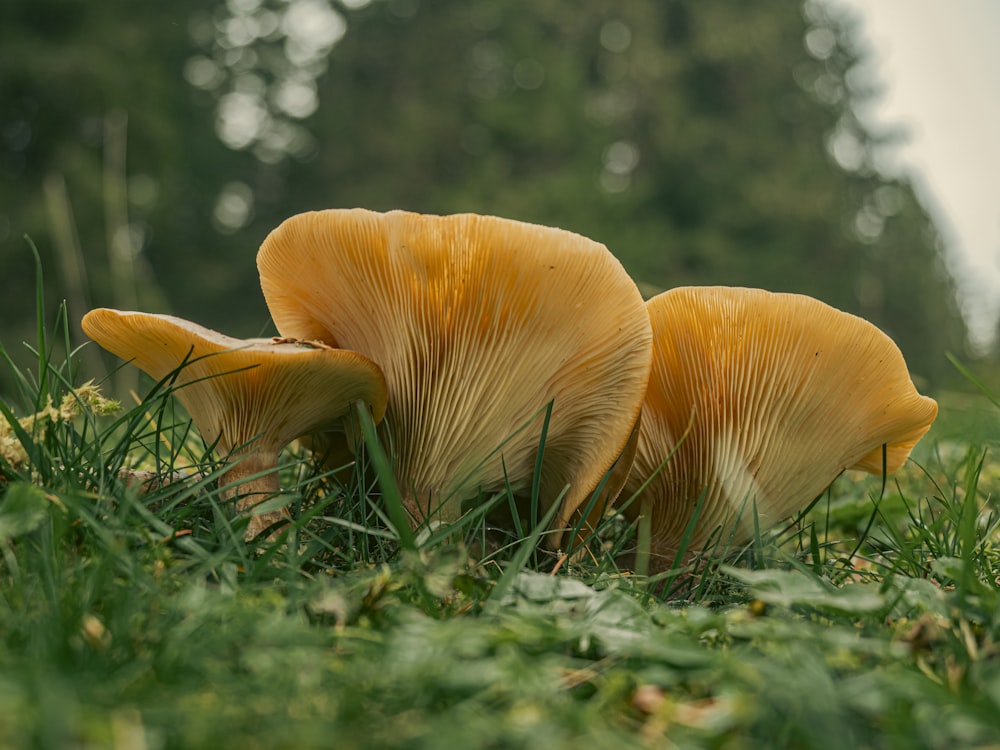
xmin=623 ymin=286 xmax=938 ymax=569
xmin=256 ymin=209 xmax=653 ymax=532
xmin=81 ymin=309 xmax=387 ymax=539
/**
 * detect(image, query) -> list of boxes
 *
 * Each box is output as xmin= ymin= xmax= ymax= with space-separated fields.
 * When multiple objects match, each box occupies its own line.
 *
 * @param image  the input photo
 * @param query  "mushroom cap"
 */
xmin=81 ymin=309 xmax=388 ymax=458
xmin=256 ymin=209 xmax=653 ymax=525
xmin=624 ymin=286 xmax=938 ymax=564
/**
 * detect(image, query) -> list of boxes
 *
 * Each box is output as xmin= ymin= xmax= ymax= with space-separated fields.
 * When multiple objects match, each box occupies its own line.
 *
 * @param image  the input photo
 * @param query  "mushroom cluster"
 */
xmin=83 ymin=209 xmax=937 ymax=565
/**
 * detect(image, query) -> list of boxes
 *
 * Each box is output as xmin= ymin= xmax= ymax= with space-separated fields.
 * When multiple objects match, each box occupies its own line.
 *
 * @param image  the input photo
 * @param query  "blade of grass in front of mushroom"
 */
xmin=270 ymin=458 xmax=358 ymax=558
xmin=751 ymin=498 xmax=765 ymax=570
xmin=528 ymin=400 xmax=555 ymax=533
xmin=645 ymin=487 xmax=709 ymax=596
xmin=559 ymin=420 xmax=646 ymax=570
xmin=846 ymin=444 xmax=889 ymax=565
xmin=655 ymin=494 xmax=759 ymax=602
xmin=614 ymin=415 xmax=693 ymax=582
xmin=565 ymin=482 xmax=611 ymax=547
xmin=220 ymin=458 xmax=293 ymax=541
xmin=561 ymin=453 xmax=624 ymax=560
xmin=501 ymin=454 xmax=522 ymax=541
xmin=411 ymin=400 xmax=564 ymax=565
xmin=347 ymin=426 xmax=402 ymax=563
xmin=459 ymin=402 xmax=561 ymax=554
xmin=356 ymin=400 xmax=416 ymax=553
xmin=771 ymin=485 xmax=836 ymax=555
xmin=436 ymin=398 xmax=559 ymax=533
xmin=482 ymin=484 xmax=567 ymax=616
xmin=411 ymin=402 xmax=561 ymax=553
xmin=315 ymin=424 xmax=404 ymax=567
xmin=104 ymin=356 xmax=218 ymax=497
xmin=461 ymin=416 xmax=569 ymax=577
xmin=808 ymin=524 xmax=823 ymax=576
xmin=321 ymin=514 xmax=401 ymax=541
xmin=421 ymin=491 xmax=507 ymax=551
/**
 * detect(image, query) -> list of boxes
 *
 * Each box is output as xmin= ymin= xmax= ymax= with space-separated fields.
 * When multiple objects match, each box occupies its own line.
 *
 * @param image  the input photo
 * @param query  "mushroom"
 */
xmin=256 ymin=209 xmax=653 ymax=533
xmin=622 ymin=286 xmax=938 ymax=570
xmin=81 ymin=309 xmax=388 ymax=539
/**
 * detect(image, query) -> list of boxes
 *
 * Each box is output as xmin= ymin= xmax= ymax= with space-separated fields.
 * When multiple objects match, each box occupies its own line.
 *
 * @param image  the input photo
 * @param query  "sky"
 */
xmin=828 ymin=0 xmax=1000 ymax=353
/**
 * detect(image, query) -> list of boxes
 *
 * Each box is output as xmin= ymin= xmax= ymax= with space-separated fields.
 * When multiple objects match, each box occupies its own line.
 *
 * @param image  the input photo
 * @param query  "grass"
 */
xmin=4 ymin=270 xmax=1000 ymax=748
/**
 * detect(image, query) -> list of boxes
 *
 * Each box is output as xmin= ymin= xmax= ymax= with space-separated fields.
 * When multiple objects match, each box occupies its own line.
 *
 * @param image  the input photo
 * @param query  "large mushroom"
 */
xmin=256 ymin=209 xmax=653 ymax=533
xmin=623 ymin=286 xmax=938 ymax=570
xmin=82 ymin=309 xmax=387 ymax=539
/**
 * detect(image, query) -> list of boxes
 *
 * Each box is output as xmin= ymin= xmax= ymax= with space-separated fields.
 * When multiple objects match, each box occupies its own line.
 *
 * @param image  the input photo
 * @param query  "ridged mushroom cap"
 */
xmin=624 ymin=286 xmax=938 ymax=566
xmin=256 ymin=209 xmax=653 ymax=527
xmin=81 ymin=309 xmax=387 ymax=458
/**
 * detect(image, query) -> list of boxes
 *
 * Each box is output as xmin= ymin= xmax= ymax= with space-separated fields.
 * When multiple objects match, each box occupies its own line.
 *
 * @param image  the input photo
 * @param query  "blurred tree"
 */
xmin=0 ymin=0 xmax=272 ymax=395
xmin=273 ymin=0 xmax=963 ymax=383
xmin=0 ymin=0 xmax=968 ymax=397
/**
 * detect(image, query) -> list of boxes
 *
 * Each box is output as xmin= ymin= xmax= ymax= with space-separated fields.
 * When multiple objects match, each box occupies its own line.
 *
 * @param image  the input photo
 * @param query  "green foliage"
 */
xmin=4 ymin=428 xmax=1000 ymax=748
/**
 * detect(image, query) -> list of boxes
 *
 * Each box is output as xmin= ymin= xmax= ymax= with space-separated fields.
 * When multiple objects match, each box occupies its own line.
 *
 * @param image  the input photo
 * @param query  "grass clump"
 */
xmin=4 ymin=262 xmax=1000 ymax=748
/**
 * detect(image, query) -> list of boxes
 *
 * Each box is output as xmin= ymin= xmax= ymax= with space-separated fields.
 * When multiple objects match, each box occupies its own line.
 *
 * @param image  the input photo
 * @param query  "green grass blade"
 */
xmin=847 ymin=443 xmax=888 ymax=563
xmin=947 ymin=352 xmax=1000 ymax=409
xmin=501 ymin=456 xmax=524 ymax=541
xmin=355 ymin=400 xmax=416 ymax=552
xmin=809 ymin=524 xmax=822 ymax=575
xmin=957 ymin=448 xmax=985 ymax=599
xmin=25 ymin=237 xmax=49 ymax=407
xmin=482 ymin=485 xmax=565 ymax=615
xmin=529 ymin=400 xmax=554 ymax=531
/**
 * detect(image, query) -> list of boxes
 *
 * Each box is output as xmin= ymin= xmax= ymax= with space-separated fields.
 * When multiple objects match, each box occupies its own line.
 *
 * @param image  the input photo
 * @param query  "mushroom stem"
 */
xmin=218 ymin=449 xmax=288 ymax=539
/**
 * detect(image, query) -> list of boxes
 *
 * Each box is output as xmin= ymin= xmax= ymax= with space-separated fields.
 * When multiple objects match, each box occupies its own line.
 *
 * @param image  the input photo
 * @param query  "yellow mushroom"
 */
xmin=256 ymin=208 xmax=653 ymax=532
xmin=82 ymin=309 xmax=387 ymax=539
xmin=623 ymin=286 xmax=938 ymax=570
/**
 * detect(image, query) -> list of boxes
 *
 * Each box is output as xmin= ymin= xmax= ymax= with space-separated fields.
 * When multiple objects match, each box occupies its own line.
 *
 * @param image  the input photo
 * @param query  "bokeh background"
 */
xmin=0 ymin=0 xmax=986 ymax=400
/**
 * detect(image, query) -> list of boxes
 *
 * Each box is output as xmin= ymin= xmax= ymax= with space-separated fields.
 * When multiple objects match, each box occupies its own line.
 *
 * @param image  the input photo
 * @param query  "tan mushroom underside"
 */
xmin=82 ymin=310 xmax=387 ymax=458
xmin=257 ymin=209 xmax=653 ymax=529
xmin=623 ymin=286 xmax=938 ymax=567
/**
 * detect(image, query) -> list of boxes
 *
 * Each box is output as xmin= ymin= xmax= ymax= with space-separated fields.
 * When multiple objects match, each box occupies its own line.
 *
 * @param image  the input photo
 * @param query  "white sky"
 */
xmin=828 ymin=0 xmax=1000 ymax=353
